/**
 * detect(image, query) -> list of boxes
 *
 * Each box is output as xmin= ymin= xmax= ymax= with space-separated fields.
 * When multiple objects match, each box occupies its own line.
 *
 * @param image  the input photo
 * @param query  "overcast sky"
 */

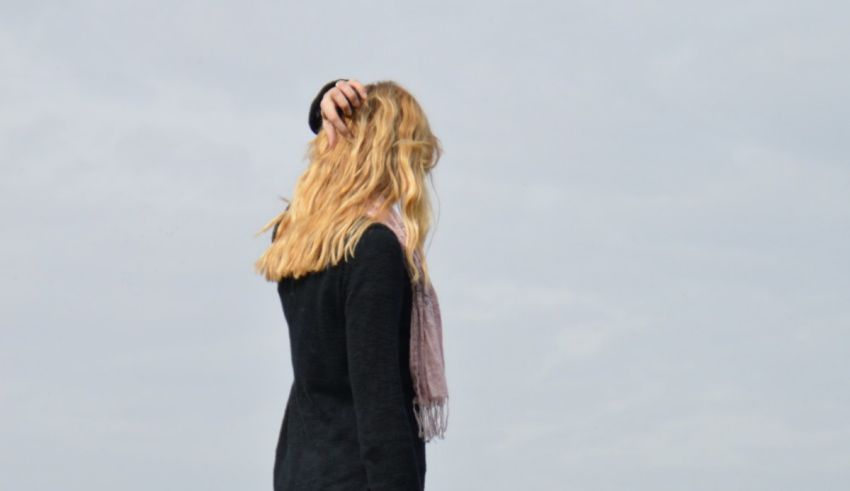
xmin=2 ymin=1 xmax=849 ymax=490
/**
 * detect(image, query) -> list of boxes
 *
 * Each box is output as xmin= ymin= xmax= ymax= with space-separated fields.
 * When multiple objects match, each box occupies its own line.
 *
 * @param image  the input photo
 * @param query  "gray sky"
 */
xmin=2 ymin=1 xmax=849 ymax=490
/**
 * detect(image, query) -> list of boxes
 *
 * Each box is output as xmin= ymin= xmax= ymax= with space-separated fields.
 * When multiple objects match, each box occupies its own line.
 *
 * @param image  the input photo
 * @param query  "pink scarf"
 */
xmin=367 ymin=201 xmax=449 ymax=442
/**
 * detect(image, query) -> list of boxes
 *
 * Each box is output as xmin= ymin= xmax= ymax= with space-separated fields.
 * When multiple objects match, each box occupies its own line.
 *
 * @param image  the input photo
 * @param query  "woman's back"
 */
xmin=272 ymin=222 xmax=426 ymax=491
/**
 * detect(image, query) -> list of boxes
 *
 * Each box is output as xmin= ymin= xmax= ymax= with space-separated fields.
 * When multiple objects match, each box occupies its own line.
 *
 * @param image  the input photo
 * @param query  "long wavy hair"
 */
xmin=254 ymin=80 xmax=442 ymax=286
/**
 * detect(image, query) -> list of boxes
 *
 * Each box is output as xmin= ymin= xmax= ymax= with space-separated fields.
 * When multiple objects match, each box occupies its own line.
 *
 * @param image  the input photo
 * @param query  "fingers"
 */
xmin=347 ymin=79 xmax=368 ymax=101
xmin=323 ymin=118 xmax=337 ymax=149
xmin=331 ymin=88 xmax=354 ymax=116
xmin=335 ymin=80 xmax=363 ymax=109
xmin=319 ymin=78 xmax=370 ymax=143
xmin=320 ymin=93 xmax=351 ymax=137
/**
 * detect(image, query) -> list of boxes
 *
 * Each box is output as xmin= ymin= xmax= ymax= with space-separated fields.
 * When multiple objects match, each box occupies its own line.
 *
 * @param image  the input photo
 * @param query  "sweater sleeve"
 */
xmin=343 ymin=225 xmax=422 ymax=491
xmin=308 ymin=78 xmax=348 ymax=134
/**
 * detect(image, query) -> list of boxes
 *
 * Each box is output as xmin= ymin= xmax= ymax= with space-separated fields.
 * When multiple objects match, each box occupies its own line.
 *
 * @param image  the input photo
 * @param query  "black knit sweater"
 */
xmin=271 ymin=220 xmax=426 ymax=490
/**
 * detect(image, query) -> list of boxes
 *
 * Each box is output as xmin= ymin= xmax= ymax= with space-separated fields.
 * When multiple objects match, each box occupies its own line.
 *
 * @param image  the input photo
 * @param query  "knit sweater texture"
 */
xmin=272 ymin=221 xmax=426 ymax=490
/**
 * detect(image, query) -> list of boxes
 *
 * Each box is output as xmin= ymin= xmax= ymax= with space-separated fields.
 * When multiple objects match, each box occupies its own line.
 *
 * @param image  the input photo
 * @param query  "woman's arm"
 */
xmin=343 ymin=225 xmax=422 ymax=491
xmin=308 ymin=78 xmax=347 ymax=134
xmin=308 ymin=78 xmax=369 ymax=148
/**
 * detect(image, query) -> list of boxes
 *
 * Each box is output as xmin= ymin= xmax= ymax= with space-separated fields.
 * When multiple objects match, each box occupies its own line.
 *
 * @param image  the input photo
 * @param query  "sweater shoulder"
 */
xmin=343 ymin=223 xmax=406 ymax=288
xmin=357 ymin=222 xmax=399 ymax=247
xmin=349 ymin=223 xmax=403 ymax=265
xmin=341 ymin=223 xmax=414 ymax=375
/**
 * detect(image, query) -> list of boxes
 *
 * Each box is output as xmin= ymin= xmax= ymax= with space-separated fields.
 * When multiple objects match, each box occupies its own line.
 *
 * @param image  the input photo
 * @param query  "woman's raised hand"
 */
xmin=320 ymin=79 xmax=368 ymax=148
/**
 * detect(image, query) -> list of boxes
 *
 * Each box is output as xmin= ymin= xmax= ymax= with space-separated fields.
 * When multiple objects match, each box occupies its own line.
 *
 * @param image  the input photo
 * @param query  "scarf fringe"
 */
xmin=413 ymin=397 xmax=449 ymax=442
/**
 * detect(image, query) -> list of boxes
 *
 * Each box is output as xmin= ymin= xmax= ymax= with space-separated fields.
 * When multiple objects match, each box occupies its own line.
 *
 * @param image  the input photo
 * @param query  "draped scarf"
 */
xmin=366 ymin=200 xmax=449 ymax=442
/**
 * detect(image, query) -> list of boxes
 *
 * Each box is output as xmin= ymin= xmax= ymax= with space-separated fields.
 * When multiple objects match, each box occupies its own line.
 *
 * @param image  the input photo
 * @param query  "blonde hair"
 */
xmin=254 ymin=80 xmax=442 ymax=286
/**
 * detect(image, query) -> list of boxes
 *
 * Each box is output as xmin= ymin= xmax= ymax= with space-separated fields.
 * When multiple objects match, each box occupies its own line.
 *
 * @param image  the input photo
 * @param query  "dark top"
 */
xmin=272 ymin=221 xmax=426 ymax=490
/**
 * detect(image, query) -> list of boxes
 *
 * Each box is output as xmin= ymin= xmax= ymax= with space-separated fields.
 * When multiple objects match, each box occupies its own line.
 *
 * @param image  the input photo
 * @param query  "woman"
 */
xmin=254 ymin=79 xmax=448 ymax=490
